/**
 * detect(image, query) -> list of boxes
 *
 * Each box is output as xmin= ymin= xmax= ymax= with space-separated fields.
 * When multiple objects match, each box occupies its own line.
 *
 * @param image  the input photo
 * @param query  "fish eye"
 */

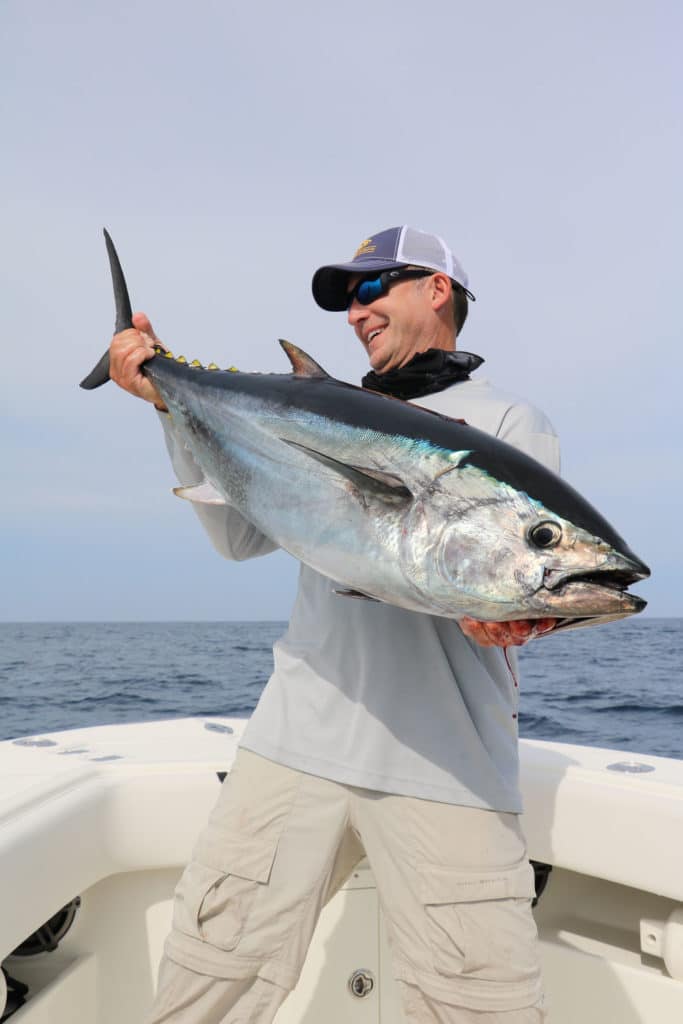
xmin=528 ymin=521 xmax=562 ymax=549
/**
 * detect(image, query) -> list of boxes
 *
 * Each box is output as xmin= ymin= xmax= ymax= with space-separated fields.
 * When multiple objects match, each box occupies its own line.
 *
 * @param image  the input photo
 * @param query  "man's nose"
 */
xmin=347 ymin=298 xmax=369 ymax=328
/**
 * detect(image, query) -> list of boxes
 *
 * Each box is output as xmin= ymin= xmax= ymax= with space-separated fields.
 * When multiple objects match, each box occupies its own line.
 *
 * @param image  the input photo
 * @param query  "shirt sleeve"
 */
xmin=158 ymin=411 xmax=279 ymax=562
xmin=496 ymin=402 xmax=561 ymax=475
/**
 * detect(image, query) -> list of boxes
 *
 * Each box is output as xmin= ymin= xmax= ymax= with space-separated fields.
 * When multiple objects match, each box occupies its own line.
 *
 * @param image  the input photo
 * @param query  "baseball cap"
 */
xmin=312 ymin=225 xmax=475 ymax=312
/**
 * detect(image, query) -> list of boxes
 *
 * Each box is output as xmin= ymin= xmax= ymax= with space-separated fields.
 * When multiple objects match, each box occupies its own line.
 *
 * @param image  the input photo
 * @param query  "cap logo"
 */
xmin=354 ymin=238 xmax=376 ymax=259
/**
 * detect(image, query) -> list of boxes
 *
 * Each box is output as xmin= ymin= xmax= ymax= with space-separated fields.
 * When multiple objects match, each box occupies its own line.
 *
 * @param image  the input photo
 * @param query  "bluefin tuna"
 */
xmin=81 ymin=231 xmax=649 ymax=630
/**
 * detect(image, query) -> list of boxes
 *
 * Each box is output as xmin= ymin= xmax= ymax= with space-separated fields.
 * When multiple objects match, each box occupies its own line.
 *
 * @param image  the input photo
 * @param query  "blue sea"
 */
xmin=0 ymin=619 xmax=681 ymax=759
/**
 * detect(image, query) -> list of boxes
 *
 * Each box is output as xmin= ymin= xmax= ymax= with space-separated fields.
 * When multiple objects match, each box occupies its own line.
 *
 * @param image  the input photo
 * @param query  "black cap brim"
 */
xmin=312 ymin=260 xmax=406 ymax=311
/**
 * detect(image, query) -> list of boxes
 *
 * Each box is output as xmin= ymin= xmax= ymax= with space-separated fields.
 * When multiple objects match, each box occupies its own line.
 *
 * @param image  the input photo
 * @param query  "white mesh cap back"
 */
xmin=396 ymin=226 xmax=471 ymax=294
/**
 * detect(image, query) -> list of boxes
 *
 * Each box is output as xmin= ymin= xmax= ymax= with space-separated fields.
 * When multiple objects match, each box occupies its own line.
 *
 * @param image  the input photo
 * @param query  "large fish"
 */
xmin=82 ymin=231 xmax=649 ymax=630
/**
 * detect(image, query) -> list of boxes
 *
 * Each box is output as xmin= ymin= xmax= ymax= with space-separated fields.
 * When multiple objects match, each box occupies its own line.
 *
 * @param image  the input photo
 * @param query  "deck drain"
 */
xmin=606 ymin=761 xmax=655 ymax=773
xmin=12 ymin=738 xmax=57 ymax=748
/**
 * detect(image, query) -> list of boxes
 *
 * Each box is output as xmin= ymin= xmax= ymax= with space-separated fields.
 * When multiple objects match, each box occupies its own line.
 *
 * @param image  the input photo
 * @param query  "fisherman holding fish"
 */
xmin=108 ymin=226 xmax=562 ymax=1023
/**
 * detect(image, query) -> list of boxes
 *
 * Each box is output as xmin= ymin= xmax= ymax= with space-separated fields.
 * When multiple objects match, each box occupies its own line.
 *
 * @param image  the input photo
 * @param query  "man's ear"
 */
xmin=429 ymin=272 xmax=452 ymax=313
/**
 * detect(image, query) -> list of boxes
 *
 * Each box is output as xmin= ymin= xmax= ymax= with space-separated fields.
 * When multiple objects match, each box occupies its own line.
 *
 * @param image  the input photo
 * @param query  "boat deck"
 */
xmin=1 ymin=719 xmax=682 ymax=1022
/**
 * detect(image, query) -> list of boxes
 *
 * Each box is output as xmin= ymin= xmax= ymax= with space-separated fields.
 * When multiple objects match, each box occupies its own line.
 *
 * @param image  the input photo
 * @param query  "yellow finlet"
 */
xmin=176 ymin=355 xmax=187 ymax=364
xmin=190 ymin=359 xmax=203 ymax=368
xmin=207 ymin=363 xmax=219 ymax=371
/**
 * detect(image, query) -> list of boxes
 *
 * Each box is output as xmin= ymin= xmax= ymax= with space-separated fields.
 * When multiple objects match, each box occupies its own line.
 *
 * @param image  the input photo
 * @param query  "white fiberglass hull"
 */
xmin=0 ymin=717 xmax=682 ymax=1023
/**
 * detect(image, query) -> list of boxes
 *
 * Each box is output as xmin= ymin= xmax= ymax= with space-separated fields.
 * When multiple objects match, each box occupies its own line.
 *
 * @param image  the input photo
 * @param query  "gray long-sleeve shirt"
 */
xmin=160 ymin=375 xmax=560 ymax=812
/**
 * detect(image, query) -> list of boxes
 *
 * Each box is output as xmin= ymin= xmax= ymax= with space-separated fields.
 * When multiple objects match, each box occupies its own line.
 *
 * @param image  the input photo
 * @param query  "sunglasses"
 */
xmin=346 ymin=268 xmax=433 ymax=308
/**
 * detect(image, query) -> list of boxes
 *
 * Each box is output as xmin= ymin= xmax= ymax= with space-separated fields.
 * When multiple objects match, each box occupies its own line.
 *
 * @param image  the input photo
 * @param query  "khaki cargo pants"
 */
xmin=147 ymin=750 xmax=545 ymax=1023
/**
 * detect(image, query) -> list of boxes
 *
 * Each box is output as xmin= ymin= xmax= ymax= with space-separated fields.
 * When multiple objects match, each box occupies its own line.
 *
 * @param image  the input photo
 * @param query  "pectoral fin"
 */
xmin=173 ymin=482 xmax=228 ymax=505
xmin=282 ymin=439 xmax=412 ymax=503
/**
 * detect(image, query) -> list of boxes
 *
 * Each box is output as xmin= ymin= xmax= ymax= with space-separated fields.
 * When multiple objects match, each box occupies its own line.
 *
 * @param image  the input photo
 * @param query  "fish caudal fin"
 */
xmin=79 ymin=350 xmax=112 ymax=390
xmin=80 ymin=229 xmax=134 ymax=390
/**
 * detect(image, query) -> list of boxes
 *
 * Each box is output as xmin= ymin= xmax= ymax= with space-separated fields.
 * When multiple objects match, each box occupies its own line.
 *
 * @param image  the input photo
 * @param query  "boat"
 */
xmin=1 ymin=715 xmax=682 ymax=1022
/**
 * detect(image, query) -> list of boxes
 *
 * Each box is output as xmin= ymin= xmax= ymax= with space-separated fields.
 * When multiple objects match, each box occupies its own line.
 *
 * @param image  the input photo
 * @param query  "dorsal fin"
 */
xmin=279 ymin=339 xmax=329 ymax=378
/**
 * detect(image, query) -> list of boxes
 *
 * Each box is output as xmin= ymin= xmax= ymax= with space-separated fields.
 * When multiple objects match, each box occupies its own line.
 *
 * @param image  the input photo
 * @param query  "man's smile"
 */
xmin=367 ymin=327 xmax=386 ymax=344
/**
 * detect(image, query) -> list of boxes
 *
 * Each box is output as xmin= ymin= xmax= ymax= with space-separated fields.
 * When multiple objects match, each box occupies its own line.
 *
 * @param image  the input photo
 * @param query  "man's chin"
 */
xmin=369 ymin=351 xmax=396 ymax=375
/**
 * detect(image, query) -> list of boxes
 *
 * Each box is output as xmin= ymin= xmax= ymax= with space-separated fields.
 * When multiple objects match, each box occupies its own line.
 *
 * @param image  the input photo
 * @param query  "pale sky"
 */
xmin=2 ymin=0 xmax=681 ymax=620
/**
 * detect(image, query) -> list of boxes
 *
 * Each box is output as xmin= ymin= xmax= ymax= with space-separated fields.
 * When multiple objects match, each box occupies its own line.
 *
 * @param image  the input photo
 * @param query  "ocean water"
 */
xmin=0 ymin=619 xmax=681 ymax=759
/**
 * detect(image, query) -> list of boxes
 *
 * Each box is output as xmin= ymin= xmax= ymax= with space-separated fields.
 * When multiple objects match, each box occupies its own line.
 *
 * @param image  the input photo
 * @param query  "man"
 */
xmin=110 ymin=226 xmax=559 ymax=1023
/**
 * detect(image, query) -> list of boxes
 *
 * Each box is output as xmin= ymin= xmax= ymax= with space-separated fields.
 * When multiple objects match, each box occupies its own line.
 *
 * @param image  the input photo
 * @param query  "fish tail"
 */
xmin=79 ymin=229 xmax=133 ymax=390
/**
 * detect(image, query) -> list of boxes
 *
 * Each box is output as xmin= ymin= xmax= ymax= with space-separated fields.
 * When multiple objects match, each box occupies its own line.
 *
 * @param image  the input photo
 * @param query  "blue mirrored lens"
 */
xmin=356 ymin=277 xmax=384 ymax=304
xmin=347 ymin=276 xmax=386 ymax=308
xmin=347 ymin=269 xmax=430 ymax=309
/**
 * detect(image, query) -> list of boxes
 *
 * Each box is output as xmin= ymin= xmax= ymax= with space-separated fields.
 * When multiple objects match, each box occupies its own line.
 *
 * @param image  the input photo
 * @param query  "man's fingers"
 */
xmin=108 ymin=323 xmax=165 ymax=407
xmin=110 ymin=331 xmax=151 ymax=380
xmin=534 ymin=618 xmax=558 ymax=636
xmin=506 ymin=620 xmax=535 ymax=643
xmin=482 ymin=622 xmax=514 ymax=646
xmin=132 ymin=311 xmax=159 ymax=341
xmin=120 ymin=346 xmax=152 ymax=387
xmin=459 ymin=616 xmax=559 ymax=648
xmin=459 ymin=617 xmax=497 ymax=647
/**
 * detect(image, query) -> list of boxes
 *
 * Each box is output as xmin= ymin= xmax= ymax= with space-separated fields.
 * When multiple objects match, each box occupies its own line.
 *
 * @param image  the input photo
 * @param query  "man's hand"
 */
xmin=109 ymin=312 xmax=168 ymax=411
xmin=459 ymin=617 xmax=558 ymax=648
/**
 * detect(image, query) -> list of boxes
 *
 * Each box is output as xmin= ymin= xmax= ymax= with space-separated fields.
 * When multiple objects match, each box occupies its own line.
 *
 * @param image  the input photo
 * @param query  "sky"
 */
xmin=2 ymin=0 xmax=681 ymax=621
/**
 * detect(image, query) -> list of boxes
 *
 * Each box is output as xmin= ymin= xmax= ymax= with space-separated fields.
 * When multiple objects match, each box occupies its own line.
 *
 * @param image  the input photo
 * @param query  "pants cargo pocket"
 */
xmin=420 ymin=860 xmax=540 ymax=986
xmin=173 ymin=833 xmax=279 ymax=953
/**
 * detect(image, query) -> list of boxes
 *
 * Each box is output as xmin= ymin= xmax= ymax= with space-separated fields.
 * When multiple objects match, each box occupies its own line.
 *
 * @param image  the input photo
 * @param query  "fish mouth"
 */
xmin=543 ymin=553 xmax=650 ymax=594
xmin=539 ymin=552 xmax=650 ymax=618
